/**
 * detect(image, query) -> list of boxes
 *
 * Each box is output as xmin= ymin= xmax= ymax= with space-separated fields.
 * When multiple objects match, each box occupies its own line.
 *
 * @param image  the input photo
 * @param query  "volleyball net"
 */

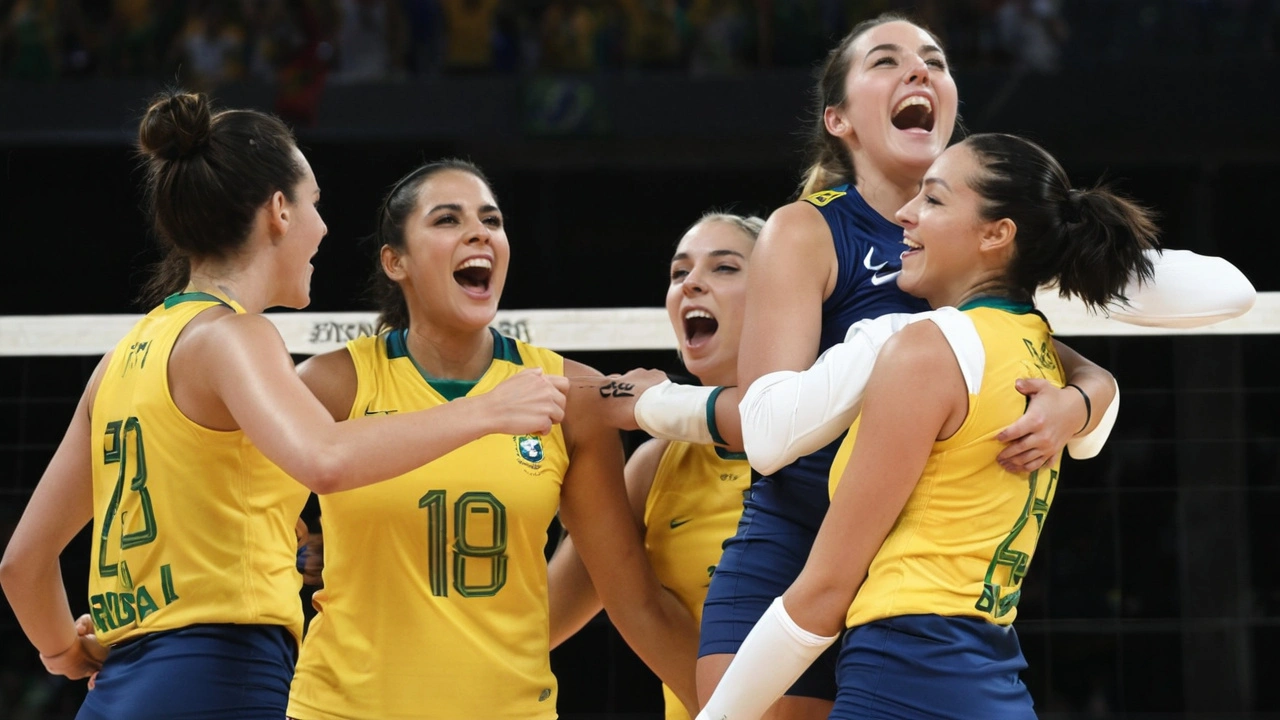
xmin=2 ymin=292 xmax=1277 ymax=357
xmin=0 ymin=298 xmax=1275 ymax=717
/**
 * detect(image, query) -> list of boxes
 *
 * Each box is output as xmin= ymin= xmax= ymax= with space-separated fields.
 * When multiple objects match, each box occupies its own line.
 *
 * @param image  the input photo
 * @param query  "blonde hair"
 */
xmin=685 ymin=212 xmax=766 ymax=241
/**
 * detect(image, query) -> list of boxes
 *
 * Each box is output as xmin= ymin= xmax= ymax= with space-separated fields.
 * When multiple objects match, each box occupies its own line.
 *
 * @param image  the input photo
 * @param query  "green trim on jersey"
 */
xmin=162 ymin=291 xmax=233 ymax=310
xmin=384 ymin=328 xmax=408 ymax=359
xmin=491 ymin=330 xmax=522 ymax=365
xmin=714 ymin=446 xmax=748 ymax=462
xmin=385 ymin=327 xmax=524 ymax=401
xmin=958 ymin=297 xmax=1035 ymax=315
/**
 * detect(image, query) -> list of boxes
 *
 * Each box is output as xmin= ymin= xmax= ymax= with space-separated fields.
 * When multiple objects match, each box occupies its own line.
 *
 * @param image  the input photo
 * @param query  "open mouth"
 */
xmin=892 ymin=95 xmax=935 ymax=133
xmin=901 ymin=235 xmax=923 ymax=259
xmin=453 ymin=257 xmax=493 ymax=293
xmin=683 ymin=308 xmax=718 ymax=348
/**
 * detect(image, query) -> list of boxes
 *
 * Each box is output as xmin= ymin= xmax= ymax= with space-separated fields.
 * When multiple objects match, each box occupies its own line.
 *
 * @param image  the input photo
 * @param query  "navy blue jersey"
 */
xmin=745 ymin=185 xmax=928 ymax=530
xmin=702 ymin=185 xmax=930 ymax=694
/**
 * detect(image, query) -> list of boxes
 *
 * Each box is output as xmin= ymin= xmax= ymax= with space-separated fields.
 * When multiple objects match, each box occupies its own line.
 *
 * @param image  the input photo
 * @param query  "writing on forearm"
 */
xmin=598 ymin=381 xmax=636 ymax=398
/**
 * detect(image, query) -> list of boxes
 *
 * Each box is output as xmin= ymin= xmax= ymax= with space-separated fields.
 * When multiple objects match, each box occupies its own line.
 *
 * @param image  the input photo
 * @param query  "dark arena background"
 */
xmin=1 ymin=1 xmax=1279 ymax=718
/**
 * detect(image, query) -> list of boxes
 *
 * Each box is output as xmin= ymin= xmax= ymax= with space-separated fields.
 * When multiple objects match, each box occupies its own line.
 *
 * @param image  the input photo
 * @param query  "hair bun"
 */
xmin=139 ymin=91 xmax=212 ymax=161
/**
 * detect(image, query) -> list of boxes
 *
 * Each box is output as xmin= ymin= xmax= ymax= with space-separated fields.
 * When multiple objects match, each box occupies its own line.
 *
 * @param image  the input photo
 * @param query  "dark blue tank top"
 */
xmin=746 ymin=185 xmax=930 ymax=532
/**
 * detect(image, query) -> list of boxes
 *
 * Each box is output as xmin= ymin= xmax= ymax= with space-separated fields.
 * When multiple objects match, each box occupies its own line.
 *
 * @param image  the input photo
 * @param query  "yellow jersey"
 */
xmin=288 ymin=329 xmax=569 ymax=720
xmin=830 ymin=301 xmax=1065 ymax=629
xmin=87 ymin=291 xmax=310 ymax=647
xmin=642 ymin=441 xmax=750 ymax=720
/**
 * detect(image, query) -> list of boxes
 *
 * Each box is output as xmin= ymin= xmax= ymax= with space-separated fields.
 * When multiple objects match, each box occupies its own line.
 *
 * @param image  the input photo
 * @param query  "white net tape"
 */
xmin=1 ymin=292 xmax=1275 ymax=357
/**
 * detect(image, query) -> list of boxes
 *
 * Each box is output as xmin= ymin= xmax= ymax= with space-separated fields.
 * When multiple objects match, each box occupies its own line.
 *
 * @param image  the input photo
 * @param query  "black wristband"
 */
xmin=1065 ymin=383 xmax=1091 ymax=435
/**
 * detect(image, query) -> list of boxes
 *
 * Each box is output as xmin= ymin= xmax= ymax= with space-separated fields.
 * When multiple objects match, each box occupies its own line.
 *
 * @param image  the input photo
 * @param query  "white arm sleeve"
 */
xmin=695 ymin=597 xmax=839 ymax=720
xmin=738 ymin=311 xmax=941 ymax=476
xmin=1107 ymin=249 xmax=1255 ymax=328
xmin=1065 ymin=376 xmax=1120 ymax=459
xmin=633 ymin=381 xmax=719 ymax=445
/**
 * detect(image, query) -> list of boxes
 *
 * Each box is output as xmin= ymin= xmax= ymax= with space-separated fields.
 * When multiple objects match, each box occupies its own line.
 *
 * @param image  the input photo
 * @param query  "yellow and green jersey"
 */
xmin=288 ymin=329 xmax=569 ymax=720
xmin=643 ymin=441 xmax=750 ymax=720
xmin=830 ymin=301 xmax=1066 ymax=629
xmin=87 ymin=291 xmax=309 ymax=647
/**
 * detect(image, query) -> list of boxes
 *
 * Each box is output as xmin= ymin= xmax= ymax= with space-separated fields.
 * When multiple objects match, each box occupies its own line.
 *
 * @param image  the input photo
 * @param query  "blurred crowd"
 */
xmin=3 ymin=0 xmax=1278 ymax=90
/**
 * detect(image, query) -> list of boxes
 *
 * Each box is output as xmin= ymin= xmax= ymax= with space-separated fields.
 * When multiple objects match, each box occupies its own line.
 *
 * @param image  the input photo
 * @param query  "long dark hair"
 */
xmin=964 ymin=133 xmax=1159 ymax=309
xmin=368 ymin=159 xmax=496 ymax=332
xmin=136 ymin=90 xmax=303 ymax=307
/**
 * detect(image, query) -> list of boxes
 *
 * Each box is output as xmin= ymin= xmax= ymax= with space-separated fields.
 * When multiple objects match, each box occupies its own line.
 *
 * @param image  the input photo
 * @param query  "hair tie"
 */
xmin=1065 ymin=383 xmax=1092 ymax=434
xmin=1062 ymin=189 xmax=1084 ymax=223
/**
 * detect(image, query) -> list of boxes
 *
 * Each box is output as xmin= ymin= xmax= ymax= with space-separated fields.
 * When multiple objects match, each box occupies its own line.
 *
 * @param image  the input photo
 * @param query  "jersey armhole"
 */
xmin=925 ymin=308 xmax=985 ymax=395
xmin=639 ymin=440 xmax=678 ymax=530
xmin=163 ymin=303 xmax=245 ymax=434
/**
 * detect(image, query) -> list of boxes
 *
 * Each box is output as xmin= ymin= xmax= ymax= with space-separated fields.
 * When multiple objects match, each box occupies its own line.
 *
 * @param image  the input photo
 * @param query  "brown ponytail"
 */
xmin=963 ymin=133 xmax=1159 ymax=310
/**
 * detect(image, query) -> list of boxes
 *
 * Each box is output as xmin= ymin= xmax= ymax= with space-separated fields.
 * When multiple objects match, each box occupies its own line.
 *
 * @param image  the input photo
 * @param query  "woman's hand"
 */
xmin=40 ymin=615 xmax=107 ymax=682
xmin=480 ymin=369 xmax=570 ymax=436
xmin=995 ymin=378 xmax=1087 ymax=473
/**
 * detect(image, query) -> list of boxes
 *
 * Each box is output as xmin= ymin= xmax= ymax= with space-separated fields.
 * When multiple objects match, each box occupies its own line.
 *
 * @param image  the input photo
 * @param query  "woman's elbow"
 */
xmin=0 ymin=541 xmax=36 ymax=596
xmin=0 ymin=550 xmax=18 ymax=592
xmin=287 ymin=453 xmax=349 ymax=495
xmin=785 ymin=578 xmax=854 ymax=636
xmin=746 ymin=447 xmax=786 ymax=477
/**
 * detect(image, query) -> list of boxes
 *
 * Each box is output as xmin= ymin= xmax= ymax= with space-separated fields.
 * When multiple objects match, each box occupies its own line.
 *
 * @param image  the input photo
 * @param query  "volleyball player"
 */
xmin=0 ymin=92 xmax=567 ymax=720
xmin=284 ymin=160 xmax=698 ymax=720
xmin=587 ymin=14 xmax=1253 ymax=716
xmin=547 ymin=213 xmax=761 ymax=719
xmin=666 ymin=17 xmax=1111 ymax=717
xmin=698 ymin=132 xmax=1160 ymax=719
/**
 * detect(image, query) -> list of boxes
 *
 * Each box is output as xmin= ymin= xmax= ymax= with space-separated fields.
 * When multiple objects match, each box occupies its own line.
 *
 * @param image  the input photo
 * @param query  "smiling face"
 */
xmin=381 ymin=168 xmax=509 ymax=334
xmin=894 ymin=142 xmax=996 ymax=308
xmin=665 ymin=219 xmax=754 ymax=387
xmin=272 ymin=148 xmax=327 ymax=309
xmin=829 ymin=20 xmax=958 ymax=184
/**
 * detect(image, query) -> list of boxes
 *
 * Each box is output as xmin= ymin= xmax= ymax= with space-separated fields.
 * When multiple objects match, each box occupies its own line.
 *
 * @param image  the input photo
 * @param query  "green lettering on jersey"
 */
xmin=135 ymin=585 xmax=160 ymax=622
xmin=98 ymin=417 xmax=159 ymax=579
xmin=89 ymin=594 xmax=109 ymax=633
xmin=975 ymin=468 xmax=1057 ymax=618
xmin=105 ymin=593 xmax=124 ymax=629
xmin=419 ymin=490 xmax=510 ymax=598
xmin=116 ymin=592 xmax=136 ymax=626
xmin=160 ymin=564 xmax=179 ymax=604
xmin=453 ymin=492 xmax=508 ymax=598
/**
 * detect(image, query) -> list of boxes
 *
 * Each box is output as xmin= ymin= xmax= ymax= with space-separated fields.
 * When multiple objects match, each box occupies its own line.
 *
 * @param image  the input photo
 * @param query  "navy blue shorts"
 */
xmin=699 ymin=501 xmax=840 ymax=700
xmin=76 ymin=624 xmax=296 ymax=720
xmin=831 ymin=615 xmax=1035 ymax=719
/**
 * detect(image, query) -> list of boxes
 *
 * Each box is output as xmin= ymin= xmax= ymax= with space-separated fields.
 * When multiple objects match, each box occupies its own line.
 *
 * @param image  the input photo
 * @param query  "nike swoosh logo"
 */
xmin=863 ymin=248 xmax=888 ymax=272
xmin=669 ymin=518 xmax=692 ymax=529
xmin=864 ymin=248 xmax=901 ymax=286
xmin=364 ymin=402 xmax=397 ymax=416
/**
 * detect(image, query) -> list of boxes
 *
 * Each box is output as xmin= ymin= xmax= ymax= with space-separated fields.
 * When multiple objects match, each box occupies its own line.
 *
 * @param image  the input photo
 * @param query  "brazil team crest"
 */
xmin=804 ymin=189 xmax=846 ymax=207
xmin=516 ymin=435 xmax=544 ymax=464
